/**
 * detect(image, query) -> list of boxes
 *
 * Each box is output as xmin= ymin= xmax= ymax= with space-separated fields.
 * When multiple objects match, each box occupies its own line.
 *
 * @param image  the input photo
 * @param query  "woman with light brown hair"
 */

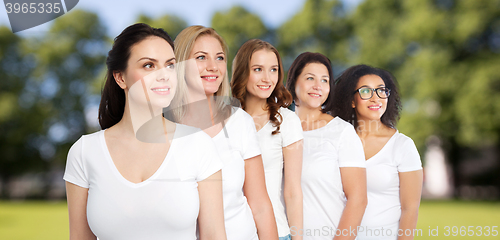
xmin=232 ymin=39 xmax=303 ymax=240
xmin=175 ymin=26 xmax=278 ymax=240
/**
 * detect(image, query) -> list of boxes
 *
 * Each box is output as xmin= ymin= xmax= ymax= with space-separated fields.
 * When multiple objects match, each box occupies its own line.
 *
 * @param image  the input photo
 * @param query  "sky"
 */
xmin=0 ymin=0 xmax=363 ymax=37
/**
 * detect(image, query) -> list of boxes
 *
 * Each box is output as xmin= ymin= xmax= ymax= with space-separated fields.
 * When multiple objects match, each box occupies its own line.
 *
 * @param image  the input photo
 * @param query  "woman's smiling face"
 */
xmin=186 ymin=35 xmax=226 ymax=96
xmin=352 ymin=74 xmax=388 ymax=122
xmin=294 ymin=63 xmax=330 ymax=110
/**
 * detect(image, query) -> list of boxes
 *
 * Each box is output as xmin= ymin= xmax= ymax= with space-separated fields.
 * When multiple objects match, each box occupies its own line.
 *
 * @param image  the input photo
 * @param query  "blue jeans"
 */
xmin=279 ymin=234 xmax=291 ymax=240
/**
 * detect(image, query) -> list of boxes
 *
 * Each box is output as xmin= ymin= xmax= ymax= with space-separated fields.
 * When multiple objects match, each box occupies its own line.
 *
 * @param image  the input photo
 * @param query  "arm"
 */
xmin=244 ymin=155 xmax=279 ymax=240
xmin=283 ymin=140 xmax=303 ymax=240
xmin=397 ymin=170 xmax=423 ymax=240
xmin=198 ymin=170 xmax=227 ymax=240
xmin=66 ymin=182 xmax=96 ymax=240
xmin=335 ymin=167 xmax=367 ymax=240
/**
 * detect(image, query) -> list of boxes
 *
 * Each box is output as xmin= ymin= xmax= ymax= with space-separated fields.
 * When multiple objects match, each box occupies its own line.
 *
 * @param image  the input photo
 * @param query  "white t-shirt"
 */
xmin=63 ymin=124 xmax=223 ymax=240
xmin=301 ymin=117 xmax=366 ymax=240
xmin=256 ymin=107 xmax=303 ymax=237
xmin=213 ymin=107 xmax=262 ymax=240
xmin=357 ymin=131 xmax=422 ymax=240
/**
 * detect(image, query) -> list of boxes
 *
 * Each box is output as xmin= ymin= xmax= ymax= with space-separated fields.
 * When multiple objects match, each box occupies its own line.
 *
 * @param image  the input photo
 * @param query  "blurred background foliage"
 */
xmin=0 ymin=0 xmax=499 ymax=200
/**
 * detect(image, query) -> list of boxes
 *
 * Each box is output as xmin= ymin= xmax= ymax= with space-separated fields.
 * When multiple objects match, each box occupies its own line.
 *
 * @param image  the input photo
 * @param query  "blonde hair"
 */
xmin=174 ymin=25 xmax=232 ymax=122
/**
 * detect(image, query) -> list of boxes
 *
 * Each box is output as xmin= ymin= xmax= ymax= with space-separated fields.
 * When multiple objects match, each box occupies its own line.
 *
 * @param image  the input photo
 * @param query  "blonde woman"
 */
xmin=174 ymin=26 xmax=279 ymax=240
xmin=232 ymin=39 xmax=303 ymax=240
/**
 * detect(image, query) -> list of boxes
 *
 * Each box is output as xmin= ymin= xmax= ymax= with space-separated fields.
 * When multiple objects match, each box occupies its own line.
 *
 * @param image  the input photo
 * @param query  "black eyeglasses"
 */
xmin=353 ymin=87 xmax=391 ymax=100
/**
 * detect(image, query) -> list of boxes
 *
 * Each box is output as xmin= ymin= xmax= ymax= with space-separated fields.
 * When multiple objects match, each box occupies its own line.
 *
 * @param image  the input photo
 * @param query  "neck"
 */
xmin=115 ymin=100 xmax=164 ymax=139
xmin=244 ymin=94 xmax=268 ymax=117
xmin=356 ymin=115 xmax=387 ymax=137
xmin=183 ymin=88 xmax=217 ymax=123
xmin=295 ymin=105 xmax=323 ymax=123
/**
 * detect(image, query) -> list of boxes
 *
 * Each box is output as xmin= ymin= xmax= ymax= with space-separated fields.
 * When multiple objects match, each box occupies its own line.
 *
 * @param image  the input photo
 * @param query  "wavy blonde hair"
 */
xmin=174 ymin=25 xmax=232 ymax=122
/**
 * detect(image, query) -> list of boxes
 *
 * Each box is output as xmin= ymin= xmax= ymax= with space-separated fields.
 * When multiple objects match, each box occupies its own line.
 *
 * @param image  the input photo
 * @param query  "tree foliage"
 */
xmin=1 ymin=1 xmax=499 ymax=198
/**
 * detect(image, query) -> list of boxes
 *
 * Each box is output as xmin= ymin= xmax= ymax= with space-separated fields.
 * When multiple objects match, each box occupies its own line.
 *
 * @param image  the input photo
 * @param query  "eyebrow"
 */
xmin=137 ymin=57 xmax=158 ymax=63
xmin=251 ymin=64 xmax=279 ymax=68
xmin=360 ymin=84 xmax=385 ymax=88
xmin=305 ymin=73 xmax=329 ymax=78
xmin=137 ymin=57 xmax=175 ymax=63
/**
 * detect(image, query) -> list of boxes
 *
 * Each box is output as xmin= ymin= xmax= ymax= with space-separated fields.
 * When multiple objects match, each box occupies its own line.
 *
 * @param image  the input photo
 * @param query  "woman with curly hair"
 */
xmin=232 ymin=39 xmax=303 ymax=240
xmin=332 ymin=64 xmax=423 ymax=240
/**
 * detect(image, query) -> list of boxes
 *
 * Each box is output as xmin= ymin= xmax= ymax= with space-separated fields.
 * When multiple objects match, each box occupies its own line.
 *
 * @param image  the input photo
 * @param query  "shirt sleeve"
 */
xmin=196 ymin=136 xmax=224 ymax=181
xmin=281 ymin=110 xmax=304 ymax=147
xmin=338 ymin=124 xmax=366 ymax=168
xmin=240 ymin=110 xmax=262 ymax=160
xmin=63 ymin=137 xmax=89 ymax=188
xmin=397 ymin=137 xmax=423 ymax=172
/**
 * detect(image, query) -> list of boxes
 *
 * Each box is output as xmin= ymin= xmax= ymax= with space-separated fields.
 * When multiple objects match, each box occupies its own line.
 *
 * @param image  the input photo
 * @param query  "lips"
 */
xmin=201 ymin=75 xmax=218 ymax=82
xmin=257 ymin=85 xmax=272 ymax=90
xmin=368 ymin=105 xmax=382 ymax=110
xmin=308 ymin=93 xmax=321 ymax=98
xmin=151 ymin=86 xmax=171 ymax=95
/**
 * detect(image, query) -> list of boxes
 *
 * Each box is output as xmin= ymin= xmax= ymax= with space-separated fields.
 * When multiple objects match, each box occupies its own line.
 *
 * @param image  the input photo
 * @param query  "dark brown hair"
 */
xmin=332 ymin=64 xmax=401 ymax=129
xmin=231 ymin=39 xmax=292 ymax=135
xmin=98 ymin=23 xmax=174 ymax=129
xmin=285 ymin=52 xmax=334 ymax=114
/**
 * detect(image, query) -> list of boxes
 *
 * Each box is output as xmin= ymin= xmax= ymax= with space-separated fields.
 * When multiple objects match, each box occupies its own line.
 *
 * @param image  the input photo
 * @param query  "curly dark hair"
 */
xmin=285 ymin=52 xmax=334 ymax=114
xmin=332 ymin=64 xmax=401 ymax=129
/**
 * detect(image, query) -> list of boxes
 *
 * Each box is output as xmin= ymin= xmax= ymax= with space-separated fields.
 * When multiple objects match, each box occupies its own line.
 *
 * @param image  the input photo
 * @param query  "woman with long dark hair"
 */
xmin=332 ymin=65 xmax=422 ymax=240
xmin=64 ymin=23 xmax=226 ymax=240
xmin=286 ymin=52 xmax=367 ymax=240
xmin=231 ymin=39 xmax=303 ymax=240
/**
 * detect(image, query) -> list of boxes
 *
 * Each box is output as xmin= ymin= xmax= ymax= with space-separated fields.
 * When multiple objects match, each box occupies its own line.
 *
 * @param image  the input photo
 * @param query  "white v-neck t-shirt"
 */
xmin=357 ymin=131 xmax=422 ymax=240
xmin=301 ymin=117 xmax=366 ymax=240
xmin=212 ymin=107 xmax=262 ymax=240
xmin=63 ymin=124 xmax=223 ymax=240
xmin=256 ymin=107 xmax=303 ymax=237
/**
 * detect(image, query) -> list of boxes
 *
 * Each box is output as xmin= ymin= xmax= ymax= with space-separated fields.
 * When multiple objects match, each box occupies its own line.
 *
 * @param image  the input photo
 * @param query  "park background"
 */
xmin=0 ymin=0 xmax=499 ymax=239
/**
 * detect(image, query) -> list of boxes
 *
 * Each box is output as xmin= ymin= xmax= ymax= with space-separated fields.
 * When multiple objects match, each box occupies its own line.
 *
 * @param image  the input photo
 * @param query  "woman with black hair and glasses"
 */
xmin=332 ymin=64 xmax=423 ymax=240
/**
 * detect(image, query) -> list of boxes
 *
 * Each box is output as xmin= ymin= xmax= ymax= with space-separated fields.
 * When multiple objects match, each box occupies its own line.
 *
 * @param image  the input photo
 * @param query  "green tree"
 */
xmin=0 ymin=10 xmax=108 ymax=198
xmin=137 ymin=14 xmax=188 ymax=38
xmin=277 ymin=0 xmax=350 ymax=71
xmin=211 ymin=6 xmax=268 ymax=73
xmin=347 ymin=0 xmax=500 ymax=192
xmin=0 ymin=26 xmax=47 ymax=198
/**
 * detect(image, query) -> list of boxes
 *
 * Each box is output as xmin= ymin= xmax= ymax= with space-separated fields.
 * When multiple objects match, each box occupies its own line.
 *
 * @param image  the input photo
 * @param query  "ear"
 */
xmin=352 ymin=100 xmax=355 ymax=109
xmin=113 ymin=71 xmax=127 ymax=90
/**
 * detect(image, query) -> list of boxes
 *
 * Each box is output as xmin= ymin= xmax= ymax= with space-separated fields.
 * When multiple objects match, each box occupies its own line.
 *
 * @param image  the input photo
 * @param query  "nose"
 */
xmin=206 ymin=58 xmax=218 ymax=72
xmin=262 ymin=71 xmax=271 ymax=83
xmin=156 ymin=67 xmax=169 ymax=82
xmin=312 ymin=79 xmax=322 ymax=90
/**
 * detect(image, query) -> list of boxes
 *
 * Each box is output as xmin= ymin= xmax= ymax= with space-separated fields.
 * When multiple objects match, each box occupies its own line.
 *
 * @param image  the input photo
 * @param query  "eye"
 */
xmin=144 ymin=63 xmax=154 ymax=69
xmin=271 ymin=68 xmax=278 ymax=72
xmin=216 ymin=56 xmax=225 ymax=61
xmin=360 ymin=88 xmax=371 ymax=94
xmin=254 ymin=68 xmax=262 ymax=72
xmin=321 ymin=79 xmax=328 ymax=83
xmin=166 ymin=62 xmax=175 ymax=69
xmin=306 ymin=77 xmax=314 ymax=80
xmin=196 ymin=55 xmax=205 ymax=60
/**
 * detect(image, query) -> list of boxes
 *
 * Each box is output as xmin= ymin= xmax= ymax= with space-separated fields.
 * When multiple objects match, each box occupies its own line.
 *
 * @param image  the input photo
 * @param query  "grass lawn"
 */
xmin=0 ymin=200 xmax=499 ymax=239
